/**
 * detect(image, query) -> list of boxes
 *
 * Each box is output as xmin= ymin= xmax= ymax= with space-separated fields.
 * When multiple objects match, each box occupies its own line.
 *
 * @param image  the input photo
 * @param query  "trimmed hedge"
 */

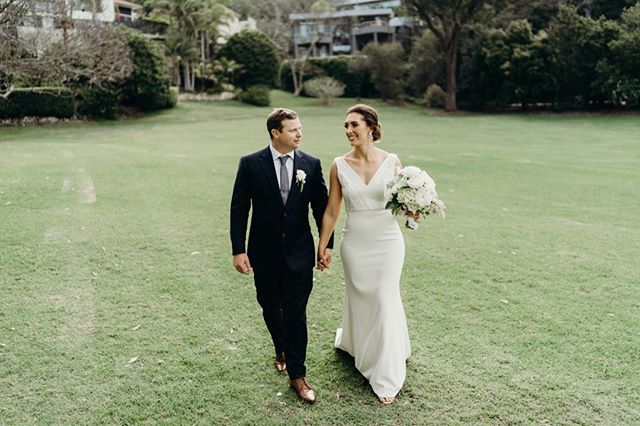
xmin=280 ymin=56 xmax=375 ymax=98
xmin=0 ymin=88 xmax=75 ymax=119
xmin=76 ymin=86 xmax=122 ymax=119
xmin=239 ymin=85 xmax=271 ymax=106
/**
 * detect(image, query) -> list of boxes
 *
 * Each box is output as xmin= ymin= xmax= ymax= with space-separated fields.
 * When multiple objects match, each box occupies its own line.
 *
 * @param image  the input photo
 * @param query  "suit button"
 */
xmin=283 ymin=212 xmax=287 ymax=217
xmin=282 ymin=233 xmax=286 ymax=238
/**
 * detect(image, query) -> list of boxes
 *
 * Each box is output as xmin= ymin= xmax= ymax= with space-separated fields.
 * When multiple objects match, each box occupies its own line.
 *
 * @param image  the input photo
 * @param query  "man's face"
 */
xmin=272 ymin=118 xmax=302 ymax=153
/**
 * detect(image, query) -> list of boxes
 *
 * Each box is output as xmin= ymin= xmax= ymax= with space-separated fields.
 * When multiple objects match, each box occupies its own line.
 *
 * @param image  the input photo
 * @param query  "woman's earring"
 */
xmin=368 ymin=132 xmax=374 ymax=142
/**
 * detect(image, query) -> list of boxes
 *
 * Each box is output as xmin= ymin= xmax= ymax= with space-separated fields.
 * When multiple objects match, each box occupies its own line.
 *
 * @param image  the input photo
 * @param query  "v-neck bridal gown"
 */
xmin=334 ymin=153 xmax=411 ymax=398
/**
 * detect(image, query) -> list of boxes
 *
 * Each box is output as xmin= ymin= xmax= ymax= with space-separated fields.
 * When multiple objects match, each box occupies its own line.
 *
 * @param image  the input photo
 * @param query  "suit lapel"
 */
xmin=258 ymin=147 xmax=283 ymax=205
xmin=285 ymin=150 xmax=307 ymax=208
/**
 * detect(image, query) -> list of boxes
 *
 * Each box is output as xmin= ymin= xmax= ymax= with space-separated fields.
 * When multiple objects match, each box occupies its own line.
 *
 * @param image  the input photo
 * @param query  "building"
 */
xmin=115 ymin=0 xmax=142 ymax=23
xmin=289 ymin=0 xmax=419 ymax=58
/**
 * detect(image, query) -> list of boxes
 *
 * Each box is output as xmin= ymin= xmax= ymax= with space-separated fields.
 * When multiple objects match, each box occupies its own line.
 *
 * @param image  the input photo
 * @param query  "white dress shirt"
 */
xmin=269 ymin=144 xmax=294 ymax=188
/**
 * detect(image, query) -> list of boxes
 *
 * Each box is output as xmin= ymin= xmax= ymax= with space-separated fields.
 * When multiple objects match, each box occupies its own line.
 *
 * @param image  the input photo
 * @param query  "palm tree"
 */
xmin=146 ymin=0 xmax=232 ymax=91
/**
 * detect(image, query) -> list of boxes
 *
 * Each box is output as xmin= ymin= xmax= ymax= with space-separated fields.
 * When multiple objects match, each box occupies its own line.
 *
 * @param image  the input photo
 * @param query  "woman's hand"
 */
xmin=316 ymin=246 xmax=332 ymax=271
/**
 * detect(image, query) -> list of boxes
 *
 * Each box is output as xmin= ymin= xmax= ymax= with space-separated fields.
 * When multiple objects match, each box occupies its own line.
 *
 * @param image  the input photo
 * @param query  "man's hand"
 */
xmin=233 ymin=253 xmax=253 ymax=274
xmin=316 ymin=248 xmax=333 ymax=271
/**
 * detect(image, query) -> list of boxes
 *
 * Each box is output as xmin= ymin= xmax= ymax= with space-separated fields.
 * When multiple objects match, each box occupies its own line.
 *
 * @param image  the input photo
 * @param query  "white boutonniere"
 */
xmin=296 ymin=170 xmax=306 ymax=192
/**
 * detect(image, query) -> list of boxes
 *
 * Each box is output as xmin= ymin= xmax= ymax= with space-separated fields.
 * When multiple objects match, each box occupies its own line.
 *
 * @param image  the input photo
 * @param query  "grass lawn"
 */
xmin=1 ymin=91 xmax=639 ymax=424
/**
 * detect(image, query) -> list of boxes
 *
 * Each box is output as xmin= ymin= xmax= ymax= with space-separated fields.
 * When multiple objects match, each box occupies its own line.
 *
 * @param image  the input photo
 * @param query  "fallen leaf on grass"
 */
xmin=191 ymin=251 xmax=200 ymax=256
xmin=500 ymin=299 xmax=509 ymax=304
xmin=132 ymin=325 xmax=141 ymax=331
xmin=127 ymin=356 xmax=138 ymax=364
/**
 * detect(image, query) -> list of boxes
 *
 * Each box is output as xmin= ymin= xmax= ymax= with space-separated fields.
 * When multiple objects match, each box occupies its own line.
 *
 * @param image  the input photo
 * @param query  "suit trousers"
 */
xmin=253 ymin=261 xmax=313 ymax=380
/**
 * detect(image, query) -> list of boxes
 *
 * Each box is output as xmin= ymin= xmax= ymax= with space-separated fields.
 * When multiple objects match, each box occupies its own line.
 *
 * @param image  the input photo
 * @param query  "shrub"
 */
xmin=303 ymin=76 xmax=345 ymax=106
xmin=424 ymin=84 xmax=446 ymax=108
xmin=167 ymin=86 xmax=179 ymax=108
xmin=280 ymin=56 xmax=375 ymax=98
xmin=219 ymin=30 xmax=279 ymax=90
xmin=0 ymin=88 xmax=75 ymax=119
xmin=240 ymin=85 xmax=271 ymax=106
xmin=76 ymin=86 xmax=122 ymax=119
xmin=119 ymin=27 xmax=172 ymax=111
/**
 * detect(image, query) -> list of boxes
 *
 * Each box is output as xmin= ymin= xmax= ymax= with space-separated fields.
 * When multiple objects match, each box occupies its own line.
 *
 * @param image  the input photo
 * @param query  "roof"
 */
xmin=289 ymin=8 xmax=393 ymax=21
xmin=115 ymin=0 xmax=142 ymax=9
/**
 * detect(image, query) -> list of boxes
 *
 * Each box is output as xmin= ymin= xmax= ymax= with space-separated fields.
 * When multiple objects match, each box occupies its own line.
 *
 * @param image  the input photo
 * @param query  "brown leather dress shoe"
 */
xmin=289 ymin=377 xmax=316 ymax=404
xmin=274 ymin=352 xmax=286 ymax=373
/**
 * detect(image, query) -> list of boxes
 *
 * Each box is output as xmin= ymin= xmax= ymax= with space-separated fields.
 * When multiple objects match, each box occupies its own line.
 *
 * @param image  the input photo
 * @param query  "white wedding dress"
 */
xmin=334 ymin=153 xmax=411 ymax=398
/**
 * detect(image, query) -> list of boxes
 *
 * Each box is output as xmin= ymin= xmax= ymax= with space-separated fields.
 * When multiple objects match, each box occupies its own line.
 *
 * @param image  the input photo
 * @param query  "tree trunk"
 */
xmin=191 ymin=65 xmax=195 ymax=92
xmin=183 ymin=61 xmax=193 ymax=92
xmin=172 ymin=58 xmax=181 ymax=87
xmin=290 ymin=60 xmax=306 ymax=97
xmin=444 ymin=35 xmax=458 ymax=112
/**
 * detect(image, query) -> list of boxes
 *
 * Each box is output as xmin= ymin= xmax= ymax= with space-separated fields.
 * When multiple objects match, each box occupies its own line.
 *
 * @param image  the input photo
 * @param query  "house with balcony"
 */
xmin=115 ymin=0 xmax=142 ymax=23
xmin=289 ymin=0 xmax=419 ymax=58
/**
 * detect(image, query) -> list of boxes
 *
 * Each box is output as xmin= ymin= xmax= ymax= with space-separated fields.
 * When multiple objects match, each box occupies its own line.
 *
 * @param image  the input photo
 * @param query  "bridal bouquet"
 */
xmin=384 ymin=166 xmax=445 ymax=230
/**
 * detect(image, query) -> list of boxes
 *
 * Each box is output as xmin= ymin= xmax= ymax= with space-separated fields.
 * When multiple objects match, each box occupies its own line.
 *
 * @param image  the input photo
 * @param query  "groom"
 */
xmin=230 ymin=108 xmax=333 ymax=404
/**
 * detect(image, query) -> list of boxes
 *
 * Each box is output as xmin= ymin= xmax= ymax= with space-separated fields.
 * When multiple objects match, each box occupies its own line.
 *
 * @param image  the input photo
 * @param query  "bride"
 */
xmin=316 ymin=104 xmax=414 ymax=404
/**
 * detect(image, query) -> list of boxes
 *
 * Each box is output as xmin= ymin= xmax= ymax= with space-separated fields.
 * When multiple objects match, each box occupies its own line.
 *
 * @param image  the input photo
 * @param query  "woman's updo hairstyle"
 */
xmin=347 ymin=104 xmax=382 ymax=142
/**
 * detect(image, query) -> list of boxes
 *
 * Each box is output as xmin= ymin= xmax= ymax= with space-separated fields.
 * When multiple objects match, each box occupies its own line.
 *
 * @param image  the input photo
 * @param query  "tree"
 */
xmin=145 ymin=0 xmax=233 ymax=91
xmin=1 ymin=0 xmax=132 ymax=99
xmin=219 ymin=30 xmax=279 ymax=89
xmin=224 ymin=0 xmax=320 ymax=96
xmin=595 ymin=3 xmax=640 ymax=106
xmin=359 ymin=42 xmax=406 ymax=101
xmin=482 ymin=20 xmax=554 ymax=108
xmin=405 ymin=0 xmax=498 ymax=111
xmin=407 ymin=31 xmax=445 ymax=98
xmin=546 ymin=5 xmax=612 ymax=107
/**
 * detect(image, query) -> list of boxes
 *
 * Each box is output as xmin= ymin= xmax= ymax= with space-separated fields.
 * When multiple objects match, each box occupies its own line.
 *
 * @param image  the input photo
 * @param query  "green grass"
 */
xmin=1 ymin=91 xmax=639 ymax=424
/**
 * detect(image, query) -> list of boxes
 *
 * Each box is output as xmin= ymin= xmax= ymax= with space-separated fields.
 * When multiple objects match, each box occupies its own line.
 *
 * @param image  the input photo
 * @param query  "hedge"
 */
xmin=0 ymin=88 xmax=75 ymax=119
xmin=76 ymin=86 xmax=122 ymax=119
xmin=239 ymin=85 xmax=271 ymax=107
xmin=119 ymin=26 xmax=172 ymax=111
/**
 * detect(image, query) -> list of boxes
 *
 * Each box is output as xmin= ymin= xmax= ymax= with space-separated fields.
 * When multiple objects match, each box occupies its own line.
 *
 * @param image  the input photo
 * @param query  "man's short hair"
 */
xmin=267 ymin=108 xmax=298 ymax=139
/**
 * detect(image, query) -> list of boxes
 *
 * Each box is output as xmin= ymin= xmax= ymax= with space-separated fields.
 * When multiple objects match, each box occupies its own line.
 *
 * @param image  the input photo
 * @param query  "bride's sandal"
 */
xmin=378 ymin=396 xmax=395 ymax=405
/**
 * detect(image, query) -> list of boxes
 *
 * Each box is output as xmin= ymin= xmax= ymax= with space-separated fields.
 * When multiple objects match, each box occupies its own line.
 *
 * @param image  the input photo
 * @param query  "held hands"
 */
xmin=316 ymin=247 xmax=333 ymax=271
xmin=233 ymin=253 xmax=253 ymax=274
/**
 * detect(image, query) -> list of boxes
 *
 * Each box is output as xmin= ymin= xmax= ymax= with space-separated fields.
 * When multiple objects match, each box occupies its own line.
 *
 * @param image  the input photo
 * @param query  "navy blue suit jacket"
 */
xmin=230 ymin=146 xmax=333 ymax=272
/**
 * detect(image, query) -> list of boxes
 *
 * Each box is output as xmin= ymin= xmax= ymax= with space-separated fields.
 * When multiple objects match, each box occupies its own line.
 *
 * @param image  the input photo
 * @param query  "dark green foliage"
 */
xmin=219 ymin=30 xmax=279 ymax=89
xmin=0 ymin=88 xmax=75 ymax=119
xmin=591 ymin=0 xmax=637 ymax=20
xmin=595 ymin=4 xmax=640 ymax=106
xmin=546 ymin=5 xmax=616 ymax=108
xmin=279 ymin=56 xmax=376 ymax=98
xmin=407 ymin=32 xmax=445 ymax=98
xmin=484 ymin=20 xmax=555 ymax=108
xmin=424 ymin=83 xmax=446 ymax=108
xmin=119 ymin=27 xmax=172 ymax=111
xmin=76 ymin=86 xmax=122 ymax=120
xmin=361 ymin=42 xmax=407 ymax=100
xmin=239 ymin=85 xmax=270 ymax=106
xmin=167 ymin=86 xmax=179 ymax=108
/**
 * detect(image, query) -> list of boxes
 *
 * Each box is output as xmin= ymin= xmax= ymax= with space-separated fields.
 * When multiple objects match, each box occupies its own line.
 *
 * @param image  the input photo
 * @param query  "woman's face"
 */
xmin=344 ymin=112 xmax=371 ymax=146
